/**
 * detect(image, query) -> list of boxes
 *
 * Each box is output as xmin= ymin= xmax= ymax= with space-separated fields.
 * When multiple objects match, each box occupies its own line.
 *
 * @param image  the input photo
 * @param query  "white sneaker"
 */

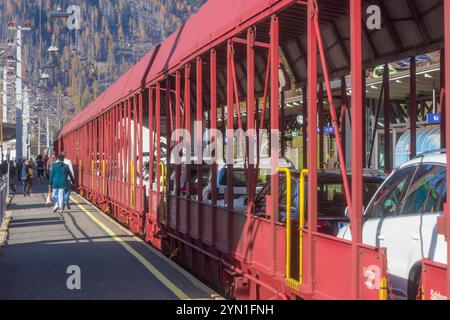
xmin=52 ymin=205 xmax=59 ymax=213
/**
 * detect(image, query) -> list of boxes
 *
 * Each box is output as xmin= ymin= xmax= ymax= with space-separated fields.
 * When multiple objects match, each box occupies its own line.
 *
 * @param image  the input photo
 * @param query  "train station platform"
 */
xmin=0 ymin=180 xmax=220 ymax=300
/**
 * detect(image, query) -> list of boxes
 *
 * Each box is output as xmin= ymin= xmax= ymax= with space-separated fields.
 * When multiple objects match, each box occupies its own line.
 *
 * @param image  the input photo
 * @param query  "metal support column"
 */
xmin=410 ymin=56 xmax=417 ymax=159
xmin=156 ymin=84 xmax=161 ymax=197
xmin=175 ymin=72 xmax=181 ymax=202
xmin=148 ymin=88 xmax=155 ymax=228
xmin=318 ymin=82 xmax=324 ymax=167
xmin=246 ymin=27 xmax=256 ymax=260
xmin=46 ymin=117 xmax=50 ymax=153
xmin=362 ymin=70 xmax=366 ymax=166
xmin=226 ymin=40 xmax=234 ymax=212
xmin=2 ymin=68 xmax=7 ymax=123
xmin=302 ymin=86 xmax=308 ymax=169
xmin=196 ymin=58 xmax=203 ymax=203
xmin=441 ymin=49 xmax=446 ymax=149
xmin=340 ymin=77 xmax=347 ymax=163
xmin=38 ymin=117 xmax=41 ymax=156
xmin=444 ymin=0 xmax=450 ymax=297
xmin=185 ymin=65 xmax=192 ymax=198
xmin=210 ymin=49 xmax=218 ymax=244
xmin=383 ymin=63 xmax=391 ymax=174
xmin=15 ymin=28 xmax=23 ymax=159
xmin=307 ymin=0 xmax=318 ymax=292
xmin=270 ymin=14 xmax=280 ymax=275
xmin=350 ymin=0 xmax=363 ymax=300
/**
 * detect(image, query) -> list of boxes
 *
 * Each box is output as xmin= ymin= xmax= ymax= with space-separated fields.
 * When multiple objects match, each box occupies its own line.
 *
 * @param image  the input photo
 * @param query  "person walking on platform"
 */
xmin=16 ymin=157 xmax=23 ymax=185
xmin=59 ymin=152 xmax=74 ymax=210
xmin=9 ymin=160 xmax=16 ymax=193
xmin=21 ymin=160 xmax=33 ymax=196
xmin=36 ymin=155 xmax=45 ymax=184
xmin=44 ymin=154 xmax=50 ymax=179
xmin=49 ymin=153 xmax=75 ymax=214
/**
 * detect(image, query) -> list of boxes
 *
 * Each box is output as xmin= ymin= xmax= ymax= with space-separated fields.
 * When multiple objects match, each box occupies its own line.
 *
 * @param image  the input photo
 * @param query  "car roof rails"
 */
xmin=412 ymin=148 xmax=446 ymax=161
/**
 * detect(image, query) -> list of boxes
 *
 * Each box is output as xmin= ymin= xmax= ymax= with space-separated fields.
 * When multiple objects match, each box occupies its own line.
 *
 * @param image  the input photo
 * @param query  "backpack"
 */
xmin=37 ymin=160 xmax=45 ymax=169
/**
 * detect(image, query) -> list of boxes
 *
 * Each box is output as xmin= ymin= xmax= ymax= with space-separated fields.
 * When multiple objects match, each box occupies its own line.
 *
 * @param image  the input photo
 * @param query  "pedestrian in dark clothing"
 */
xmin=0 ymin=160 xmax=8 ymax=176
xmin=16 ymin=158 xmax=23 ymax=184
xmin=22 ymin=160 xmax=33 ymax=196
xmin=36 ymin=155 xmax=45 ymax=184
xmin=9 ymin=160 xmax=16 ymax=193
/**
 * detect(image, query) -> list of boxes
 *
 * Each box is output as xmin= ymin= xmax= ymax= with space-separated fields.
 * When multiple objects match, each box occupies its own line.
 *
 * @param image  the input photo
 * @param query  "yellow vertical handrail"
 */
xmin=379 ymin=277 xmax=388 ymax=300
xmin=279 ymin=168 xmax=296 ymax=290
xmin=299 ymin=169 xmax=308 ymax=286
xmin=160 ymin=162 xmax=166 ymax=193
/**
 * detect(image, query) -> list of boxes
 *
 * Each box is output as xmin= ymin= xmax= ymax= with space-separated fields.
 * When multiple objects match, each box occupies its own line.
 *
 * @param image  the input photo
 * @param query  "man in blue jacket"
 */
xmin=49 ymin=153 xmax=75 ymax=214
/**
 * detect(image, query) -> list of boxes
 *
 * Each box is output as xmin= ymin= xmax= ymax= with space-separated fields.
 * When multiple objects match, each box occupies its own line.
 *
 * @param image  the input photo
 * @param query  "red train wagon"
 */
xmin=58 ymin=0 xmax=449 ymax=300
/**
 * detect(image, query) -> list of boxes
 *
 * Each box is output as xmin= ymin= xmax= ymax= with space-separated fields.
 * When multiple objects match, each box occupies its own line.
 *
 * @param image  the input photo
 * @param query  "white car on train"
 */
xmin=338 ymin=150 xmax=448 ymax=300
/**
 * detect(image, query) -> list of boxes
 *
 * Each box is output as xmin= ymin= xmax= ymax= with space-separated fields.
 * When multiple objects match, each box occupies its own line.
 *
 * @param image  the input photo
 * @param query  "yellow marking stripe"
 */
xmin=70 ymin=196 xmax=190 ymax=300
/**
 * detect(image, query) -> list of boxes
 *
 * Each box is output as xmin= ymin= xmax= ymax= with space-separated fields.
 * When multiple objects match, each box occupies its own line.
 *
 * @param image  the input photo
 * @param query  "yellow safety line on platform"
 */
xmin=70 ymin=196 xmax=190 ymax=300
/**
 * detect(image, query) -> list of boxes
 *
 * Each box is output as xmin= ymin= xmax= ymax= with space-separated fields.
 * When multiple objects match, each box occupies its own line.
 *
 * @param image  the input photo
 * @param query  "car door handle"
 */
xmin=377 ymin=233 xmax=386 ymax=241
xmin=412 ymin=233 xmax=420 ymax=241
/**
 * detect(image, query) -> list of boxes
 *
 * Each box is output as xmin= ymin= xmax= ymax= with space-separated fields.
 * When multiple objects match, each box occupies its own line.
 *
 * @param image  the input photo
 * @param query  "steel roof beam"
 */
xmin=376 ymin=0 xmax=404 ymax=54
xmin=406 ymin=0 xmax=431 ymax=46
xmin=331 ymin=21 xmax=350 ymax=68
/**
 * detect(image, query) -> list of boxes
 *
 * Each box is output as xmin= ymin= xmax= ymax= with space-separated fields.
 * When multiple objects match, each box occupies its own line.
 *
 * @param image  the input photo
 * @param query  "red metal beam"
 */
xmin=259 ymin=48 xmax=271 ymax=130
xmin=307 ymin=0 xmax=318 ymax=293
xmin=281 ymin=90 xmax=286 ymax=157
xmin=444 ymin=0 xmax=450 ymax=297
xmin=175 ymin=72 xmax=181 ymax=198
xmin=232 ymin=37 xmax=270 ymax=49
xmin=314 ymin=5 xmax=352 ymax=215
xmin=156 ymin=84 xmax=161 ymax=195
xmin=362 ymin=69 xmax=366 ymax=166
xmin=139 ymin=93 xmax=144 ymax=192
xmin=226 ymin=40 xmax=234 ymax=213
xmin=340 ymin=77 xmax=347 ymax=162
xmin=185 ymin=64 xmax=192 ymax=198
xmin=302 ymin=86 xmax=308 ymax=169
xmin=269 ymin=14 xmax=280 ymax=275
xmin=230 ymin=44 xmax=244 ymax=131
xmin=128 ymin=98 xmax=132 ymax=210
xmin=441 ymin=49 xmax=446 ymax=149
xmin=318 ymin=82 xmax=324 ymax=168
xmin=210 ymin=49 xmax=218 ymax=245
xmin=350 ymin=0 xmax=363 ymax=300
xmin=133 ymin=95 xmax=138 ymax=209
xmin=246 ymin=26 xmax=256 ymax=262
xmin=196 ymin=57 xmax=204 ymax=205
xmin=210 ymin=49 xmax=218 ymax=207
xmin=148 ymin=87 xmax=155 ymax=221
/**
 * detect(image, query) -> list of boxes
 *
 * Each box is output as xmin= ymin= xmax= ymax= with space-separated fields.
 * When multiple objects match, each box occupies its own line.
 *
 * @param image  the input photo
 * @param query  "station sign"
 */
xmin=317 ymin=126 xmax=335 ymax=134
xmin=427 ymin=113 xmax=441 ymax=124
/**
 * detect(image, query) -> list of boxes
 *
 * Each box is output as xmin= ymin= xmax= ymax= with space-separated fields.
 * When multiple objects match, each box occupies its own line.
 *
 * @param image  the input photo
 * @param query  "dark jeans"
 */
xmin=22 ymin=178 xmax=32 ymax=195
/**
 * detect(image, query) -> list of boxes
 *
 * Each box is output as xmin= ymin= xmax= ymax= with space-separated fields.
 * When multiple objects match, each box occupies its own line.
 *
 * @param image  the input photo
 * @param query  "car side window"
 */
xmin=423 ymin=166 xmax=446 ymax=214
xmin=400 ymin=165 xmax=445 ymax=215
xmin=365 ymin=166 xmax=415 ymax=220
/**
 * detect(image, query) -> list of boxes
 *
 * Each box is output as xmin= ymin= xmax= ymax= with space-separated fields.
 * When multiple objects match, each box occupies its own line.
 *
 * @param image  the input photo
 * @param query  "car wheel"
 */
xmin=407 ymin=264 xmax=422 ymax=300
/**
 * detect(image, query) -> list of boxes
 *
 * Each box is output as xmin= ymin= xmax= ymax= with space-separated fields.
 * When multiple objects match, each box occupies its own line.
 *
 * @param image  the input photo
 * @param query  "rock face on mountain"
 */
xmin=0 ymin=0 xmax=205 ymax=118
